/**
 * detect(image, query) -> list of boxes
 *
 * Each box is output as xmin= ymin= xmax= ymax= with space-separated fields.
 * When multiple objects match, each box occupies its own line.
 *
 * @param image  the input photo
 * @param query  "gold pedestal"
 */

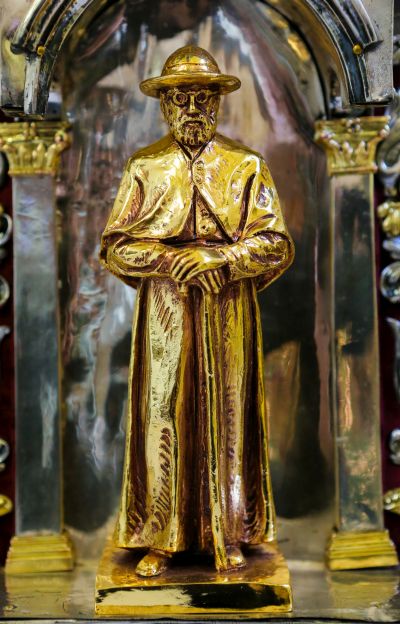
xmin=95 ymin=540 xmax=292 ymax=618
xmin=326 ymin=530 xmax=398 ymax=571
xmin=6 ymin=532 xmax=74 ymax=574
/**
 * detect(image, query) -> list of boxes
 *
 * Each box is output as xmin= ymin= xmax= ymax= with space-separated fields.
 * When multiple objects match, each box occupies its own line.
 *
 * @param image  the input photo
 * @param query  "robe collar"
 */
xmin=171 ymin=133 xmax=233 ymax=242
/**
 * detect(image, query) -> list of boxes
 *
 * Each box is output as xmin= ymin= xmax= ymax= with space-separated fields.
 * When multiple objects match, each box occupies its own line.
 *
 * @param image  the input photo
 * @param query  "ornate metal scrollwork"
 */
xmin=377 ymin=91 xmax=400 ymax=475
xmin=377 ymin=97 xmax=400 ymax=313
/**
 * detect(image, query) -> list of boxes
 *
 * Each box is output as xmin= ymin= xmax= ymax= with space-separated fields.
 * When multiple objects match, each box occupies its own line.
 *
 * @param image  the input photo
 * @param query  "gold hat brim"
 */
xmin=140 ymin=73 xmax=241 ymax=98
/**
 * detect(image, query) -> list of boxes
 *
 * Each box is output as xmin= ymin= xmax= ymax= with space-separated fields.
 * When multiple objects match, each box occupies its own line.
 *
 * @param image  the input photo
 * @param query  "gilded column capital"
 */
xmin=0 ymin=121 xmax=70 ymax=176
xmin=315 ymin=117 xmax=389 ymax=176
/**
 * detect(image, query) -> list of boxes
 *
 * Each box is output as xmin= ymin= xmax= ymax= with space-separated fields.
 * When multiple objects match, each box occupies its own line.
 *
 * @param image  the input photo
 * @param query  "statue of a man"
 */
xmin=100 ymin=46 xmax=294 ymax=578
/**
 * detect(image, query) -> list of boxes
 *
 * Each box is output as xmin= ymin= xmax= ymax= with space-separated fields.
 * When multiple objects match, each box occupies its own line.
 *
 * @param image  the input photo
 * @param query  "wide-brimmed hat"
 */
xmin=140 ymin=46 xmax=241 ymax=98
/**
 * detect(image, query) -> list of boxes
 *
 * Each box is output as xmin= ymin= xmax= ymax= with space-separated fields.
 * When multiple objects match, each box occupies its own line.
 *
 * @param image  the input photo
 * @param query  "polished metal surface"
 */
xmin=331 ymin=174 xmax=383 ymax=532
xmin=0 ymin=0 xmax=394 ymax=115
xmin=377 ymin=91 xmax=400 ymax=196
xmin=55 ymin=0 xmax=332 ymax=562
xmin=0 ymin=0 xmax=27 ymax=114
xmin=0 ymin=438 xmax=10 ymax=464
xmin=387 ymin=319 xmax=400 ymax=406
xmin=381 ymin=261 xmax=400 ymax=303
xmin=0 ymin=276 xmax=10 ymax=308
xmin=0 ymin=326 xmax=10 ymax=343
xmin=384 ymin=236 xmax=400 ymax=258
xmin=388 ymin=428 xmax=400 ymax=465
xmin=2 ymin=556 xmax=400 ymax=621
xmin=13 ymin=175 xmax=62 ymax=534
xmin=0 ymin=211 xmax=12 ymax=247
xmin=264 ymin=0 xmax=393 ymax=108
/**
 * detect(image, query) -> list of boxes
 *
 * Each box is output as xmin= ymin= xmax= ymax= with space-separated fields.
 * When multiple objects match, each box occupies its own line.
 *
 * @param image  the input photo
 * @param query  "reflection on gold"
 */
xmin=95 ymin=539 xmax=292 ymax=617
xmin=328 ymin=568 xmax=398 ymax=610
xmin=264 ymin=341 xmax=300 ymax=462
xmin=6 ymin=567 xmax=74 ymax=615
xmin=287 ymin=34 xmax=311 ymax=63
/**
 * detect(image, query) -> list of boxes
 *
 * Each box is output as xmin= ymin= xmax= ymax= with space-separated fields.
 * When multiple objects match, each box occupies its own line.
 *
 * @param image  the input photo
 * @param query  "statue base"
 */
xmin=326 ymin=530 xmax=398 ymax=570
xmin=6 ymin=532 xmax=74 ymax=574
xmin=95 ymin=540 xmax=292 ymax=618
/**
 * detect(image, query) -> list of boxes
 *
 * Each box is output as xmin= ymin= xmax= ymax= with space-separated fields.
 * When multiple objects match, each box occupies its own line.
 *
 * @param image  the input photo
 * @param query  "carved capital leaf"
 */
xmin=0 ymin=121 xmax=70 ymax=176
xmin=315 ymin=117 xmax=389 ymax=176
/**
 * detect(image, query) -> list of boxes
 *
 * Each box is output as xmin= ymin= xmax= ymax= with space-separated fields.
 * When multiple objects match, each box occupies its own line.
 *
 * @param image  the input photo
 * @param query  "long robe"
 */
xmin=100 ymin=133 xmax=294 ymax=567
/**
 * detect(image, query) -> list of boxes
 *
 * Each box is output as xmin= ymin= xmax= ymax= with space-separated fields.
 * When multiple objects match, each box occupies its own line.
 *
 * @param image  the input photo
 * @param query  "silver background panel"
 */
xmin=332 ymin=175 xmax=383 ymax=532
xmin=14 ymin=175 xmax=62 ymax=534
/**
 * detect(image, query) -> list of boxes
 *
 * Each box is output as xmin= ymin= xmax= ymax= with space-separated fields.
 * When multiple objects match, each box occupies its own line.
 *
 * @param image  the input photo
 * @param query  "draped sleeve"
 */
xmin=99 ymin=158 xmax=173 ymax=288
xmin=219 ymin=159 xmax=294 ymax=291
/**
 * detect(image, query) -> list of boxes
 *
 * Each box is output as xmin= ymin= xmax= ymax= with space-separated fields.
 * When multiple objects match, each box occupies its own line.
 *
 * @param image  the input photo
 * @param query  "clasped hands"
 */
xmin=168 ymin=246 xmax=228 ymax=294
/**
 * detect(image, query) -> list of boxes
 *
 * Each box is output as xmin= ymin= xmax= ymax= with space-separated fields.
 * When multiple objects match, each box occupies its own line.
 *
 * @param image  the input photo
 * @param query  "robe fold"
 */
xmin=100 ymin=133 xmax=294 ymax=563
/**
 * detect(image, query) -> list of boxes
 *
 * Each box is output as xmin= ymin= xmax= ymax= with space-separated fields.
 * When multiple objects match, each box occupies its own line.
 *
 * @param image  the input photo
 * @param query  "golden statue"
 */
xmin=97 ymin=45 xmax=294 ymax=615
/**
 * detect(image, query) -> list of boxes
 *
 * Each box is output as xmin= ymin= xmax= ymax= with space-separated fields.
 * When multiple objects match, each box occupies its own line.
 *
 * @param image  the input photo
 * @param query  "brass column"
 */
xmin=315 ymin=117 xmax=398 ymax=570
xmin=0 ymin=122 xmax=73 ymax=573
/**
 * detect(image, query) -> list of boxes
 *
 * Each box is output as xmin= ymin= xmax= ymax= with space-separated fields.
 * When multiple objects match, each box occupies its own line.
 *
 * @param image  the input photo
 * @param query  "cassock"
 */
xmin=100 ymin=132 xmax=294 ymax=569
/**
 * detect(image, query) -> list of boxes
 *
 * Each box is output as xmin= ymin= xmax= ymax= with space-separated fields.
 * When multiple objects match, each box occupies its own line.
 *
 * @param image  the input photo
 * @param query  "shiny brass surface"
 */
xmin=140 ymin=46 xmax=240 ymax=98
xmin=100 ymin=45 xmax=294 ymax=590
xmin=0 ymin=122 xmax=70 ymax=176
xmin=95 ymin=540 xmax=292 ymax=617
xmin=6 ymin=532 xmax=74 ymax=575
xmin=378 ymin=200 xmax=400 ymax=237
xmin=0 ymin=494 xmax=13 ymax=516
xmin=326 ymin=530 xmax=398 ymax=571
xmin=384 ymin=487 xmax=400 ymax=513
xmin=315 ymin=117 xmax=389 ymax=175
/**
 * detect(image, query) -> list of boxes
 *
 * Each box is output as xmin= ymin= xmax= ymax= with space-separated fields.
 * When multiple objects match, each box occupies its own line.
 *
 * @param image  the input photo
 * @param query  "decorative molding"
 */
xmin=315 ymin=117 xmax=390 ymax=176
xmin=0 ymin=122 xmax=70 ymax=176
xmin=6 ymin=532 xmax=74 ymax=574
xmin=326 ymin=529 xmax=398 ymax=571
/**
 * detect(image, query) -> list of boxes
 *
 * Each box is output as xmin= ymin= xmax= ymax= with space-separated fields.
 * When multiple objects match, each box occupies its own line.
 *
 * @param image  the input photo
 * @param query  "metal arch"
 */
xmin=327 ymin=0 xmax=378 ymax=46
xmin=10 ymin=0 xmax=115 ymax=115
xmin=306 ymin=0 xmax=376 ymax=104
xmin=265 ymin=0 xmax=381 ymax=105
xmin=307 ymin=0 xmax=379 ymax=103
xmin=8 ymin=0 xmax=382 ymax=115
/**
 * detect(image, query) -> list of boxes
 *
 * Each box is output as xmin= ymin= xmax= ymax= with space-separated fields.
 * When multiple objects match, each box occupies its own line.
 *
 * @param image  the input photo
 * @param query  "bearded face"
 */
xmin=160 ymin=86 xmax=220 ymax=148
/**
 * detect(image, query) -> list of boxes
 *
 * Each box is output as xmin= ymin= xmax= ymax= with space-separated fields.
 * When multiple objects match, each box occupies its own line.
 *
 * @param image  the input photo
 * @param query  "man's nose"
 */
xmin=187 ymin=95 xmax=199 ymax=113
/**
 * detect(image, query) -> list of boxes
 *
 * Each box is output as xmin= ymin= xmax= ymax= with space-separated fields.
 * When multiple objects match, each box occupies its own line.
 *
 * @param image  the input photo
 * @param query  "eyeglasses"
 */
xmin=170 ymin=89 xmax=215 ymax=107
